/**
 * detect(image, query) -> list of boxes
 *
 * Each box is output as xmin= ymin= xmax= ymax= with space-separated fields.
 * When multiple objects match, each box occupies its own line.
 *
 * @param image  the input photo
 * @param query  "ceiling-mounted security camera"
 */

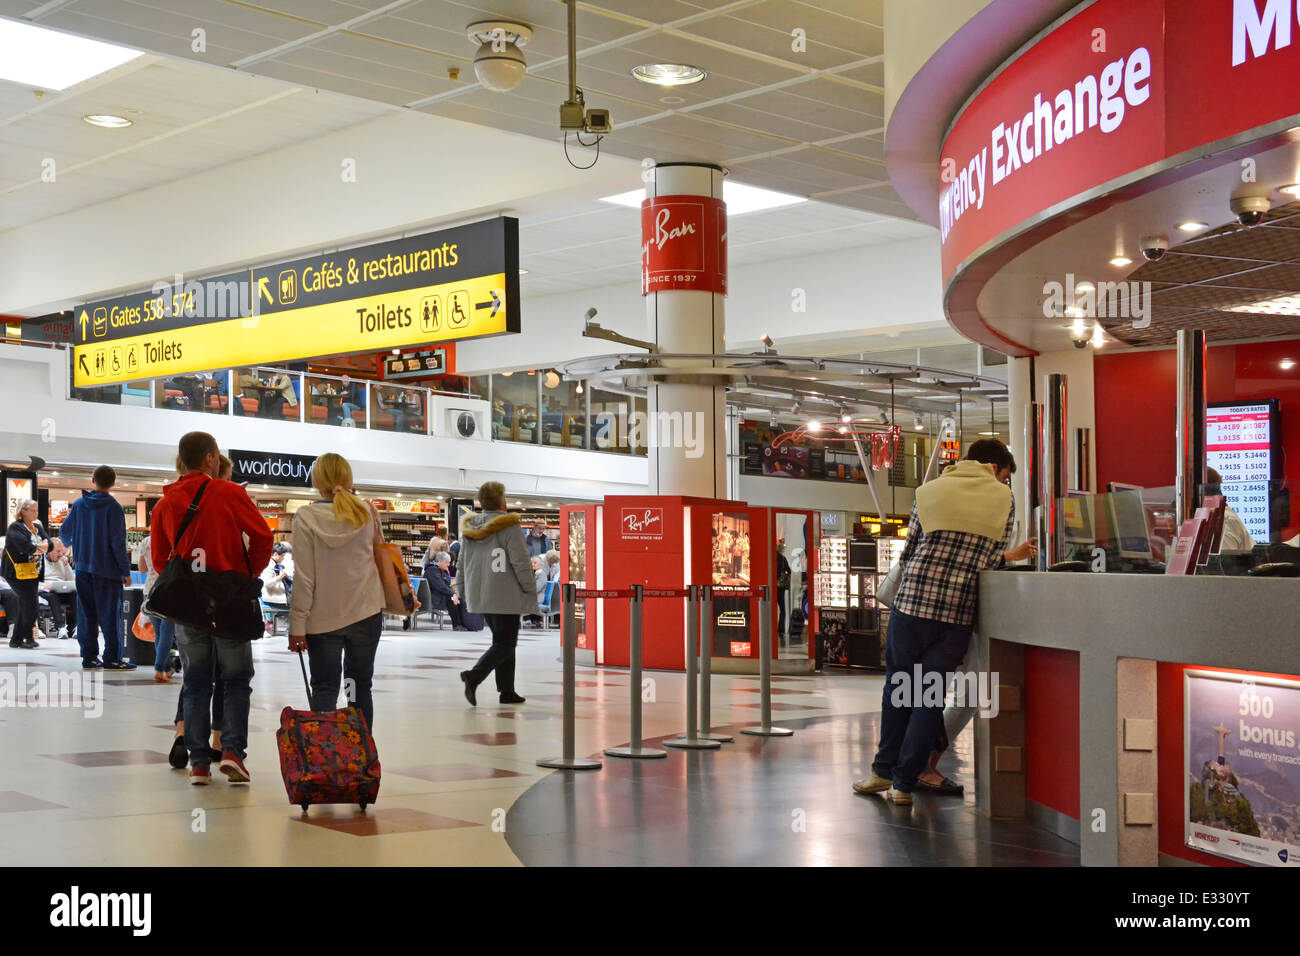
xmin=466 ymin=21 xmax=531 ymax=92
xmin=1139 ymin=235 xmax=1169 ymax=262
xmin=1230 ymin=194 xmax=1270 ymax=228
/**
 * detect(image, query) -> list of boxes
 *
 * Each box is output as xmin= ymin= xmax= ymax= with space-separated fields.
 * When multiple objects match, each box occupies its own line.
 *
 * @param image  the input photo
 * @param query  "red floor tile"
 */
xmin=41 ymin=749 xmax=170 ymax=767
xmin=392 ymin=763 xmax=523 ymax=782
xmin=298 ymin=806 xmax=479 ymax=835
xmin=733 ymin=701 xmax=827 ymax=711
xmin=451 ymin=732 xmax=518 ymax=746
xmin=732 ymin=686 xmax=821 ymax=695
xmin=0 ymin=790 xmax=67 ymax=812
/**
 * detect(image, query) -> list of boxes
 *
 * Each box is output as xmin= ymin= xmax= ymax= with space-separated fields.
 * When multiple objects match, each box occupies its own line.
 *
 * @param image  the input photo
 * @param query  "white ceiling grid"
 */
xmin=1 ymin=0 xmax=904 ymax=217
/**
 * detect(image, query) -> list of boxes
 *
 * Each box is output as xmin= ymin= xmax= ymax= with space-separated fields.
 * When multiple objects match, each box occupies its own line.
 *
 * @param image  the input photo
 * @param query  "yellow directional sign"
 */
xmin=72 ymin=218 xmax=518 ymax=388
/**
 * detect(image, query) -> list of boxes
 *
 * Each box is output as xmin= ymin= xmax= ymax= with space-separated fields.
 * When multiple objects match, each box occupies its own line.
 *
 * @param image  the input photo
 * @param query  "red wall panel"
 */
xmin=1094 ymin=340 xmax=1300 ymax=539
xmin=1024 ymin=645 xmax=1080 ymax=819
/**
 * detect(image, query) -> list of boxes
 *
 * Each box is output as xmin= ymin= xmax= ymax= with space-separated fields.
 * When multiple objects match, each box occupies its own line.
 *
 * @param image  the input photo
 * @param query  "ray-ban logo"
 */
xmin=622 ymin=508 xmax=663 ymax=540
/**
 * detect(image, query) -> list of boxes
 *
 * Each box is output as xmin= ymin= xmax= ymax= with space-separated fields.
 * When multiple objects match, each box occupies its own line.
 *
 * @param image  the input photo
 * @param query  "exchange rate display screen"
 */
xmin=1206 ymin=400 xmax=1279 ymax=542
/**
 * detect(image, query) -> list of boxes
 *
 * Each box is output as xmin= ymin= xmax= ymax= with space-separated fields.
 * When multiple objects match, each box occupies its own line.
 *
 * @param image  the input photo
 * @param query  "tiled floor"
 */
xmin=0 ymin=627 xmax=1078 ymax=866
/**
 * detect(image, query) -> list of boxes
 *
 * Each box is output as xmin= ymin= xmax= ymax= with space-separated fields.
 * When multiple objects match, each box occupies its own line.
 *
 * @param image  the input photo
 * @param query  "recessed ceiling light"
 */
xmin=1110 ymin=256 xmax=1133 ymax=267
xmin=0 ymin=20 xmax=142 ymax=91
xmin=1178 ymin=221 xmax=1209 ymax=232
xmin=600 ymin=180 xmax=805 ymax=217
xmin=1278 ymin=184 xmax=1300 ymax=197
xmin=1229 ymin=293 xmax=1300 ymax=316
xmin=1075 ymin=281 xmax=1096 ymax=294
xmin=83 ymin=114 xmax=132 ymax=128
xmin=631 ymin=63 xmax=706 ymax=86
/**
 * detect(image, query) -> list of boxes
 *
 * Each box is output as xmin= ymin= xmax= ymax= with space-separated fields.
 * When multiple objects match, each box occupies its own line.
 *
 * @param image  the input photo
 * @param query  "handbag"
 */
xmin=877 ymin=561 xmax=904 ymax=608
xmin=374 ymin=542 xmax=418 ymax=617
xmin=132 ymin=610 xmax=156 ymax=643
xmin=5 ymin=549 xmax=39 ymax=581
xmin=142 ymin=479 xmax=265 ymax=641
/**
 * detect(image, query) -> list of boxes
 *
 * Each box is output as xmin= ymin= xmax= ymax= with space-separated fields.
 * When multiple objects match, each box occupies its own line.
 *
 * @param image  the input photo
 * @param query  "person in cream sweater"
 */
xmin=855 ymin=439 xmax=1037 ymax=806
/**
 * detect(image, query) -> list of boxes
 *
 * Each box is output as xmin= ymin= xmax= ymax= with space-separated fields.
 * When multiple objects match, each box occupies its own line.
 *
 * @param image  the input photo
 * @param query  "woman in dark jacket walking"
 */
xmin=3 ymin=499 xmax=51 ymax=649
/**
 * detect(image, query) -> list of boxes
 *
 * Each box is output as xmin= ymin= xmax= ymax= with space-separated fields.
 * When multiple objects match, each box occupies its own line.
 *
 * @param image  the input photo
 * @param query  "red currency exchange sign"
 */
xmin=641 ymin=195 xmax=727 ymax=295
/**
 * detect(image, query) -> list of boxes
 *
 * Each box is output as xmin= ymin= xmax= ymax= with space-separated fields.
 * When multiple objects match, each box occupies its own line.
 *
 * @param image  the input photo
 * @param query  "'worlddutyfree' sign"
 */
xmin=938 ymin=0 xmax=1300 ymax=283
xmin=229 ymin=449 xmax=316 ymax=488
xmin=1185 ymin=669 xmax=1300 ymax=867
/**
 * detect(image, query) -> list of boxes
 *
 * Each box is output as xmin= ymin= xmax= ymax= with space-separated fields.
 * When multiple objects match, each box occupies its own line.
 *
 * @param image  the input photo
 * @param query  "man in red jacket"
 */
xmin=152 ymin=431 xmax=273 ymax=785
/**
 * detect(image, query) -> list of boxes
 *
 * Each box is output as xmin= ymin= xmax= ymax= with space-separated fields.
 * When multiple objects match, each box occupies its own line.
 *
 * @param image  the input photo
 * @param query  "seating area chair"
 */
xmin=411 ymin=578 xmax=447 ymax=630
xmin=260 ymin=599 xmax=290 ymax=636
xmin=540 ymin=581 xmax=560 ymax=630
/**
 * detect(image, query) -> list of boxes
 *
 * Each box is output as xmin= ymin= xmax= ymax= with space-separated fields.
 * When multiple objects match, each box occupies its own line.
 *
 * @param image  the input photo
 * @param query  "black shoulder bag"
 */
xmin=143 ymin=479 xmax=265 ymax=641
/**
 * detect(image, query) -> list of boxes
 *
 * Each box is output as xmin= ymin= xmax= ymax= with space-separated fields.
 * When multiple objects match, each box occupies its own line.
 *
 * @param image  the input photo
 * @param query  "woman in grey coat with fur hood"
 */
xmin=454 ymin=481 xmax=535 ymax=706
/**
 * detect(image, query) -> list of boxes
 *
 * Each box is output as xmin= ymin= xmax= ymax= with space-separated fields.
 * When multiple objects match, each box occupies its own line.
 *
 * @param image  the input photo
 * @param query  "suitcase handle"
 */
xmin=297 ymin=650 xmax=312 ymax=708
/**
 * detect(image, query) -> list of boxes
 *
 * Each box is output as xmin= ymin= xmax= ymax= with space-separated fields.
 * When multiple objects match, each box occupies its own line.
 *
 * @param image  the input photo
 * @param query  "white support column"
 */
xmin=643 ymin=162 xmax=727 ymax=497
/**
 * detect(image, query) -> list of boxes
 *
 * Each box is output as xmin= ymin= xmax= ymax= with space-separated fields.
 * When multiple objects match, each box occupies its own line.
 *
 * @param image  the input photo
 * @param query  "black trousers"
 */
xmin=7 ymin=578 xmax=38 ymax=644
xmin=468 ymin=613 xmax=519 ymax=694
xmin=0 ymin=587 xmax=19 ymax=637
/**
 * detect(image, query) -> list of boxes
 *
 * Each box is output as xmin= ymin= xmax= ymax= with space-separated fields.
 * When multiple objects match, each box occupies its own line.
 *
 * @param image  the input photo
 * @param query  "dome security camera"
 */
xmin=466 ymin=21 xmax=532 ymax=92
xmin=1230 ymin=194 xmax=1270 ymax=228
xmin=1139 ymin=235 xmax=1169 ymax=262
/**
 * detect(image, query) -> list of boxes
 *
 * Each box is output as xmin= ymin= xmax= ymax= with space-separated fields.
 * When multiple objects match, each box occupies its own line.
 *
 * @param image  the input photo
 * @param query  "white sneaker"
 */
xmin=886 ymin=787 xmax=913 ymax=806
xmin=57 ymin=627 xmax=69 ymax=640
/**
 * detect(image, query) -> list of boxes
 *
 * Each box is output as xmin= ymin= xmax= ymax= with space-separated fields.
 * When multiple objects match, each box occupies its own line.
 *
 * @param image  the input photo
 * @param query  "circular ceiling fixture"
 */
xmin=632 ymin=63 xmax=706 ymax=86
xmin=83 ymin=114 xmax=131 ymax=128
xmin=1109 ymin=256 xmax=1133 ymax=268
xmin=1178 ymin=220 xmax=1209 ymax=232
xmin=466 ymin=21 xmax=532 ymax=92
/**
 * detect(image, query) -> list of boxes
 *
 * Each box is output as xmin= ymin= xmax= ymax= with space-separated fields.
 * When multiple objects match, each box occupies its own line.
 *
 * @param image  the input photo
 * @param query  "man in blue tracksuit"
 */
xmin=60 ymin=465 xmax=134 ymax=670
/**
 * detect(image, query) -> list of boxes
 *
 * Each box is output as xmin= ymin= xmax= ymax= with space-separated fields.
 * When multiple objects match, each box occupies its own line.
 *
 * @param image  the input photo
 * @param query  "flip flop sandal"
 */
xmin=916 ymin=775 xmax=964 ymax=795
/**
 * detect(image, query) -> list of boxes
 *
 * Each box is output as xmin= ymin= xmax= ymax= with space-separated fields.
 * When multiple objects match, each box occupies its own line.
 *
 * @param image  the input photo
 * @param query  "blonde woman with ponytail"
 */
xmin=287 ymin=452 xmax=385 ymax=729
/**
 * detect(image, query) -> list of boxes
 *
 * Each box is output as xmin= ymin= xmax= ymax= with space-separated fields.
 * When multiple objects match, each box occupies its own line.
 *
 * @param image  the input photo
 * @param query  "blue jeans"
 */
xmin=151 ymin=615 xmax=175 ymax=673
xmin=175 ymin=623 xmax=254 ymax=766
xmin=74 ymin=572 xmax=122 ymax=665
xmin=341 ymin=402 xmax=360 ymax=424
xmin=871 ymin=608 xmax=973 ymax=793
xmin=306 ymin=612 xmax=382 ymax=730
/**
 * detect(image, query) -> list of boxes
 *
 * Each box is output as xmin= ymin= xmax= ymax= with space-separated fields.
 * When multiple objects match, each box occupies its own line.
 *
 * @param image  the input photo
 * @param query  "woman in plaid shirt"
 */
xmin=854 ymin=439 xmax=1037 ymax=806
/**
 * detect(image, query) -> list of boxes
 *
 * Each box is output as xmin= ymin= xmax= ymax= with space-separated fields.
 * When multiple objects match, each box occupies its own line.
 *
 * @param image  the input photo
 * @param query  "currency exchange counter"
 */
xmin=974 ymin=571 xmax=1298 ymax=867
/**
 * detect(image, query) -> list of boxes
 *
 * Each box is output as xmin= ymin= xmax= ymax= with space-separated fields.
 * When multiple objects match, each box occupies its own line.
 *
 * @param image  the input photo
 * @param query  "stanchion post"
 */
xmin=537 ymin=583 xmax=602 ymax=770
xmin=665 ymin=585 xmax=721 ymax=751
xmin=740 ymin=585 xmax=793 ymax=738
xmin=605 ymin=584 xmax=667 ymax=759
xmin=689 ymin=584 xmax=732 ymax=743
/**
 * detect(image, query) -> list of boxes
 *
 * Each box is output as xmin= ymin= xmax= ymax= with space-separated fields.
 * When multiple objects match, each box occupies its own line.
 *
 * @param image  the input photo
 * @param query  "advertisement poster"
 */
xmin=739 ymin=420 xmax=864 ymax=482
xmin=6 ymin=476 xmax=33 ymax=527
xmin=568 ymin=512 xmax=587 ymax=648
xmin=712 ymin=512 xmax=752 ymax=656
xmin=1185 ymin=669 xmax=1300 ymax=866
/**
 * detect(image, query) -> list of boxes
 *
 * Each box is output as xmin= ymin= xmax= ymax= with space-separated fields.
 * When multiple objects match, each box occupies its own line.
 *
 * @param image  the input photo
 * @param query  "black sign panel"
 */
xmin=229 ymin=449 xmax=317 ymax=488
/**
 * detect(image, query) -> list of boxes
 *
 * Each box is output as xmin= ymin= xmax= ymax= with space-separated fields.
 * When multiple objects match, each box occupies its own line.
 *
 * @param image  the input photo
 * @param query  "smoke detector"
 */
xmin=466 ymin=21 xmax=532 ymax=92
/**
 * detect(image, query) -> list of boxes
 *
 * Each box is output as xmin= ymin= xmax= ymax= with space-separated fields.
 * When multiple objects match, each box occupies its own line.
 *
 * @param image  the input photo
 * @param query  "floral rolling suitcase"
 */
xmin=277 ymin=652 xmax=381 ymax=813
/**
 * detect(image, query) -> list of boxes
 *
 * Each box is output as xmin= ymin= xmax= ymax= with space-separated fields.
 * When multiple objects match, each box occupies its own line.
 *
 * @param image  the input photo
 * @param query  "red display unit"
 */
xmin=559 ymin=498 xmax=817 ymax=672
xmin=558 ymin=504 xmax=598 ymax=654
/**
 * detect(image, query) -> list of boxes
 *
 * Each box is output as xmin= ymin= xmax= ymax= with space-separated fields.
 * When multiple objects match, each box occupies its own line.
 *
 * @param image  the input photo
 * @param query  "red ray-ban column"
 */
xmin=642 ymin=162 xmax=728 ymax=497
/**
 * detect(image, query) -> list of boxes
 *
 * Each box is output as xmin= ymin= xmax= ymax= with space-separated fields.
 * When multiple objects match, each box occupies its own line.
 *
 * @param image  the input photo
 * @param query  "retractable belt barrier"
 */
xmin=537 ymin=583 xmax=791 ymax=771
xmin=739 ymin=586 xmax=793 ymax=738
xmin=536 ymin=582 xmax=602 ymax=771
